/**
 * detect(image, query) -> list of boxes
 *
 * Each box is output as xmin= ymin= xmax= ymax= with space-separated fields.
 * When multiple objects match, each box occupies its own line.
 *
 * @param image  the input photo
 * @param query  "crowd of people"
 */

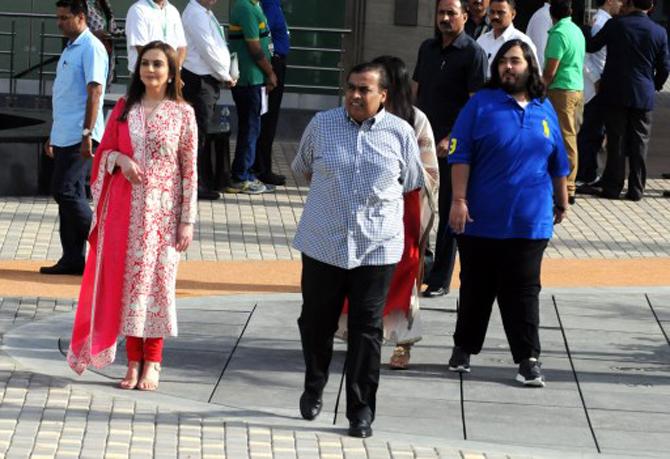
xmin=37 ymin=0 xmax=669 ymax=439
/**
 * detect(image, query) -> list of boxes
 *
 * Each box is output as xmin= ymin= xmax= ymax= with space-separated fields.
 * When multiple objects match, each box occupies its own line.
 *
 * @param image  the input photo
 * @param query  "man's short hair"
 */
xmin=55 ymin=0 xmax=87 ymax=16
xmin=550 ymin=0 xmax=572 ymax=19
xmin=595 ymin=0 xmax=606 ymax=6
xmin=347 ymin=62 xmax=389 ymax=91
xmin=632 ymin=0 xmax=653 ymax=9
xmin=490 ymin=0 xmax=516 ymax=8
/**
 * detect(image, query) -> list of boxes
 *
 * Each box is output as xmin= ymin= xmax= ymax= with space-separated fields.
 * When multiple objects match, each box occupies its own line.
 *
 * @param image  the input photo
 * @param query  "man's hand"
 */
xmin=176 ymin=223 xmax=194 ymax=252
xmin=553 ymin=205 xmax=568 ymax=224
xmin=80 ymin=136 xmax=94 ymax=158
xmin=225 ymin=79 xmax=238 ymax=88
xmin=436 ymin=136 xmax=451 ymax=158
xmin=44 ymin=138 xmax=53 ymax=158
xmin=117 ymin=155 xmax=144 ymax=185
xmin=266 ymin=71 xmax=278 ymax=92
xmin=449 ymin=199 xmax=473 ymax=234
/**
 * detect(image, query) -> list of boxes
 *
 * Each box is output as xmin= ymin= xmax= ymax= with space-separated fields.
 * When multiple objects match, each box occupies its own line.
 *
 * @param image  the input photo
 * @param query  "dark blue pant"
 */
xmin=231 ymin=85 xmax=262 ymax=182
xmin=425 ymin=157 xmax=457 ymax=289
xmin=255 ymin=55 xmax=286 ymax=178
xmin=576 ymin=99 xmax=605 ymax=184
xmin=51 ymin=143 xmax=92 ymax=268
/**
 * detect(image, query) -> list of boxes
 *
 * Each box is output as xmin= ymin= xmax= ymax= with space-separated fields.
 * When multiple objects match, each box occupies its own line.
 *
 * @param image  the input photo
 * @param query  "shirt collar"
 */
xmin=500 ymin=23 xmax=517 ymax=41
xmin=450 ymin=31 xmax=469 ymax=49
xmin=495 ymin=88 xmax=542 ymax=108
xmin=596 ymin=8 xmax=612 ymax=20
xmin=343 ymin=106 xmax=387 ymax=127
xmin=189 ymin=0 xmax=208 ymax=13
xmin=67 ymin=27 xmax=90 ymax=47
xmin=146 ymin=0 xmax=170 ymax=9
xmin=549 ymin=17 xmax=572 ymax=32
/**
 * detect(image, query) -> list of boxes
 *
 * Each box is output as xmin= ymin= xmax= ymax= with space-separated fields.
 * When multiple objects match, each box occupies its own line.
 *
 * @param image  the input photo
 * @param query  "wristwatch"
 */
xmin=82 ymin=128 xmax=92 ymax=137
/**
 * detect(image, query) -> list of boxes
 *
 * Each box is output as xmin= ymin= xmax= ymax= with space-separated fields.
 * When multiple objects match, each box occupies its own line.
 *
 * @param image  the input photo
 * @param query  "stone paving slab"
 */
xmin=2 ymin=289 xmax=670 ymax=457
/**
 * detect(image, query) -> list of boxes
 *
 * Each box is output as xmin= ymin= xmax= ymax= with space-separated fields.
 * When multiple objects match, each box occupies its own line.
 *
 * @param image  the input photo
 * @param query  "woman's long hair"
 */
xmin=119 ymin=41 xmax=184 ymax=121
xmin=484 ymin=39 xmax=546 ymax=100
xmin=371 ymin=55 xmax=415 ymax=126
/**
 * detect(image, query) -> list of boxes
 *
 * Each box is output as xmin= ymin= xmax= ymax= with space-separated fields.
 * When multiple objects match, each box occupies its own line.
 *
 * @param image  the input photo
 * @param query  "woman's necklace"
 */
xmin=141 ymin=97 xmax=164 ymax=119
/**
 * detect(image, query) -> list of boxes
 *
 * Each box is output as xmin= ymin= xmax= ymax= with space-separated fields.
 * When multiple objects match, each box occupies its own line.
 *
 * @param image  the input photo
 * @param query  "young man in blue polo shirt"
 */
xmin=41 ymin=0 xmax=107 ymax=275
xmin=447 ymin=39 xmax=569 ymax=386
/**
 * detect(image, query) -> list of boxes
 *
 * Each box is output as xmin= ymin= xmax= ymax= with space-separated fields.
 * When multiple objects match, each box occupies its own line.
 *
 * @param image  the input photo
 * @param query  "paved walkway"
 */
xmin=0 ymin=99 xmax=670 ymax=457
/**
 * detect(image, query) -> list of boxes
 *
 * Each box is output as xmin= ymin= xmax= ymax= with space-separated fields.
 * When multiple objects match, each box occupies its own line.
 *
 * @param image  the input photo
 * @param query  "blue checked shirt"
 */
xmin=292 ymin=107 xmax=425 ymax=269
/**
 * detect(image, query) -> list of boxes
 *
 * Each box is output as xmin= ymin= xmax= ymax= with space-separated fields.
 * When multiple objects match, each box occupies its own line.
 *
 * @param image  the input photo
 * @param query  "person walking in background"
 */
xmin=41 ymin=0 xmax=107 ymax=276
xmin=585 ymin=0 xmax=669 ymax=201
xmin=225 ymin=0 xmax=277 ymax=194
xmin=68 ymin=42 xmax=197 ymax=392
xmin=447 ymin=39 xmax=569 ymax=387
xmin=576 ymin=0 xmax=622 ymax=191
xmin=254 ymin=0 xmax=291 ymax=187
xmin=125 ymin=0 xmax=187 ymax=73
xmin=413 ymin=0 xmax=487 ymax=298
xmin=477 ymin=0 xmax=538 ymax=73
xmin=85 ymin=0 xmax=123 ymax=86
xmin=181 ymin=0 xmax=236 ymax=201
xmin=465 ymin=0 xmax=491 ymax=39
xmin=336 ymin=56 xmax=439 ymax=370
xmin=526 ymin=1 xmax=551 ymax=69
xmin=543 ymin=0 xmax=585 ymax=205
xmin=292 ymin=62 xmax=424 ymax=438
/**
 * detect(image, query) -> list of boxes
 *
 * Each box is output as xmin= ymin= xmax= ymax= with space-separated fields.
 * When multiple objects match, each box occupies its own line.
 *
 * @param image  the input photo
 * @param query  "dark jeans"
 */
xmin=255 ymin=54 xmax=286 ymax=178
xmin=231 ymin=84 xmax=262 ymax=182
xmin=51 ymin=143 xmax=93 ymax=268
xmin=181 ymin=68 xmax=221 ymax=191
xmin=601 ymin=107 xmax=652 ymax=198
xmin=425 ymin=157 xmax=457 ymax=289
xmin=454 ymin=236 xmax=548 ymax=363
xmin=297 ymin=254 xmax=395 ymax=423
xmin=576 ymin=99 xmax=605 ymax=184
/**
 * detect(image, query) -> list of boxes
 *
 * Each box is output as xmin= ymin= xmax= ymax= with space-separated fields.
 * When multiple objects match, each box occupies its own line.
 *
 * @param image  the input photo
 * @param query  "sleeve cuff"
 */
xmin=106 ymin=151 xmax=119 ymax=174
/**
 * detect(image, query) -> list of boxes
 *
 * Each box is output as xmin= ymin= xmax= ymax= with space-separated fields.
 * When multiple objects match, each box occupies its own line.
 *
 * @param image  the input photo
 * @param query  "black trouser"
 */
xmin=181 ymin=68 xmax=221 ymax=190
xmin=454 ymin=236 xmax=548 ymax=363
xmin=600 ymin=107 xmax=652 ymax=198
xmin=254 ymin=54 xmax=286 ymax=178
xmin=576 ymin=99 xmax=605 ymax=184
xmin=425 ymin=157 xmax=457 ymax=289
xmin=297 ymin=254 xmax=395 ymax=423
xmin=51 ymin=143 xmax=93 ymax=269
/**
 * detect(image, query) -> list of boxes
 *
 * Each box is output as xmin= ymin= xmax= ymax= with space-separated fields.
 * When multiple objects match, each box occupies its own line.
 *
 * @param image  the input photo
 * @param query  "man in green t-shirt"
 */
xmin=543 ymin=0 xmax=585 ymax=204
xmin=226 ymin=0 xmax=278 ymax=194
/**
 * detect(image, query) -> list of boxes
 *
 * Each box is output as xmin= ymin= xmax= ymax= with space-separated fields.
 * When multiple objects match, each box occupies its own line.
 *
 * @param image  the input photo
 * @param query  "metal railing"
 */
xmin=0 ymin=12 xmax=351 ymax=98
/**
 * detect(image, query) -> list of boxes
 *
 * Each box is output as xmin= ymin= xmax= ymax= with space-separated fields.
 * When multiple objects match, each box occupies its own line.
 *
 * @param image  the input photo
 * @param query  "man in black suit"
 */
xmin=587 ymin=0 xmax=670 ymax=201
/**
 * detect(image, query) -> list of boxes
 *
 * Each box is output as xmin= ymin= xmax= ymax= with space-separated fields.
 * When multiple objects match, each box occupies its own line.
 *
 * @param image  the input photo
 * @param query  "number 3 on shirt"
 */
xmin=448 ymin=138 xmax=457 ymax=155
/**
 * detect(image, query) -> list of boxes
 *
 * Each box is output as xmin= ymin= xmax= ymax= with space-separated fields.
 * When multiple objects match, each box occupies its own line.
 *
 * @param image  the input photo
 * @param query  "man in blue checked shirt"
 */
xmin=291 ymin=62 xmax=424 ymax=439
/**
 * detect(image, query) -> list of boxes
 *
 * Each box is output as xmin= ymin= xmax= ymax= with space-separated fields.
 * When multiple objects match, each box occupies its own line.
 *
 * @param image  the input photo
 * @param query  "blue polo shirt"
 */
xmin=447 ymin=88 xmax=569 ymax=240
xmin=51 ymin=28 xmax=108 ymax=147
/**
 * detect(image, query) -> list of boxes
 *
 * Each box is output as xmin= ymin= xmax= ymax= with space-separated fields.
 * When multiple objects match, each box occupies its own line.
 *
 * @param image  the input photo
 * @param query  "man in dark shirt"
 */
xmin=465 ymin=0 xmax=491 ymax=39
xmin=413 ymin=0 xmax=488 ymax=297
xmin=587 ymin=0 xmax=670 ymax=200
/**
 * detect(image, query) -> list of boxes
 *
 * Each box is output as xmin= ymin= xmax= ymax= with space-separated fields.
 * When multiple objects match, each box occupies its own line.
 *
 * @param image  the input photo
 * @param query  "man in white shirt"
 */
xmin=181 ymin=0 xmax=236 ymax=200
xmin=576 ymin=0 xmax=622 ymax=188
xmin=526 ymin=1 xmax=551 ymax=68
xmin=125 ymin=0 xmax=187 ymax=72
xmin=477 ymin=0 xmax=538 ymax=73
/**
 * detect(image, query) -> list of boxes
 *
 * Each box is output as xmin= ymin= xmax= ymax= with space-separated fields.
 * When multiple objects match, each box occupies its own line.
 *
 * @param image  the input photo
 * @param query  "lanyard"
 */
xmin=146 ymin=0 xmax=168 ymax=41
xmin=209 ymin=11 xmax=225 ymax=41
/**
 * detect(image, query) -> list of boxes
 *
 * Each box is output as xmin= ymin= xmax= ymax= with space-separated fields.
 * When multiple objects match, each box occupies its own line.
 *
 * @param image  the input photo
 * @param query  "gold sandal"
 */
xmin=389 ymin=345 xmax=411 ymax=370
xmin=138 ymin=361 xmax=161 ymax=391
xmin=119 ymin=361 xmax=142 ymax=390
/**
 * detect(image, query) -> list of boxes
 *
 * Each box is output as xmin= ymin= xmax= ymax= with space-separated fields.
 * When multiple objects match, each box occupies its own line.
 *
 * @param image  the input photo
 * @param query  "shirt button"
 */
xmin=356 ymin=170 xmax=360 ymax=173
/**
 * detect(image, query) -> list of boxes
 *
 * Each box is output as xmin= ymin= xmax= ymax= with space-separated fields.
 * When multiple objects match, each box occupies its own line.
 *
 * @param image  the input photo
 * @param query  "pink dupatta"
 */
xmin=67 ymin=98 xmax=134 ymax=374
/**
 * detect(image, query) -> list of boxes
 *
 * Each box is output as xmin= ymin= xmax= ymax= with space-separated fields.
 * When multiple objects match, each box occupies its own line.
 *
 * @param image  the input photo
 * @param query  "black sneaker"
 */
xmin=448 ymin=346 xmax=471 ymax=373
xmin=515 ymin=358 xmax=545 ymax=387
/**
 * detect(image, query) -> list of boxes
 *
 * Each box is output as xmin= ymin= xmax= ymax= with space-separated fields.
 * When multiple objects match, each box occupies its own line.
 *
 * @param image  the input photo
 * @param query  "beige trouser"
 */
xmin=548 ymin=89 xmax=583 ymax=196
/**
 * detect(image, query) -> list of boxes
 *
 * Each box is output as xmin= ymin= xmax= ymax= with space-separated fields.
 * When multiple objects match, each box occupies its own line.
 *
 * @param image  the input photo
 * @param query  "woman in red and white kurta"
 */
xmin=67 ymin=41 xmax=197 ymax=391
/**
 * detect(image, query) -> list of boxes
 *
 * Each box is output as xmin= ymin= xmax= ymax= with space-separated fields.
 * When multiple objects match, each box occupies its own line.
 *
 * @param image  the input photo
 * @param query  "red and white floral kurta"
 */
xmin=122 ymin=100 xmax=197 ymax=337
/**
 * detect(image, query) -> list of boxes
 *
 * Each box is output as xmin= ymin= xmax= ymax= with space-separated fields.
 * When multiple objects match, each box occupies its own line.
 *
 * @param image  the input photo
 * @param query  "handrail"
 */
xmin=0 ymin=11 xmax=350 ymax=96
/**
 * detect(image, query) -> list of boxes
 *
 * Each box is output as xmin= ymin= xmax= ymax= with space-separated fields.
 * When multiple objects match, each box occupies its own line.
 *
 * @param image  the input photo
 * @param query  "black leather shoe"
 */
xmin=624 ymin=192 xmax=642 ymax=202
xmin=40 ymin=263 xmax=84 ymax=275
xmin=568 ymin=195 xmax=576 ymax=205
xmin=598 ymin=189 xmax=620 ymax=200
xmin=259 ymin=173 xmax=286 ymax=186
xmin=422 ymin=285 xmax=448 ymax=298
xmin=348 ymin=419 xmax=373 ymax=438
xmin=299 ymin=392 xmax=322 ymax=420
xmin=663 ymin=191 xmax=670 ymax=198
xmin=198 ymin=187 xmax=221 ymax=200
